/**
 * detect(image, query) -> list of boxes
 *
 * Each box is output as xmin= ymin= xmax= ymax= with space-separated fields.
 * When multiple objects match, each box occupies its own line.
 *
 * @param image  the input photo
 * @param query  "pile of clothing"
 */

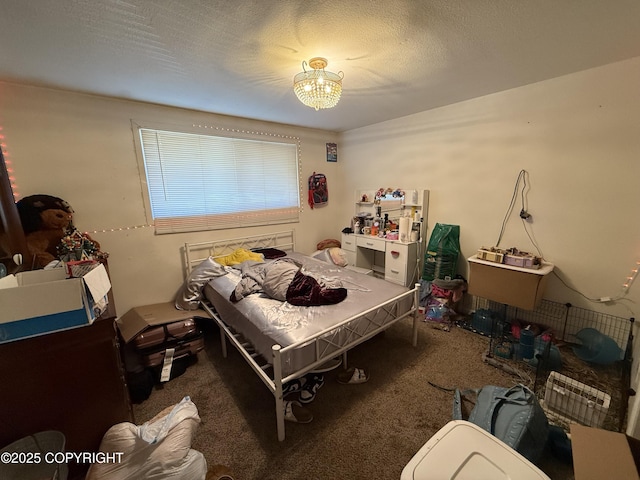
xmin=230 ymin=257 xmax=347 ymax=306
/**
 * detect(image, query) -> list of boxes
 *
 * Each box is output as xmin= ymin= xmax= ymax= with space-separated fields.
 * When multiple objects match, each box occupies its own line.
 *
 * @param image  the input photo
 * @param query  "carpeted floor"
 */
xmin=132 ymin=319 xmax=575 ymax=479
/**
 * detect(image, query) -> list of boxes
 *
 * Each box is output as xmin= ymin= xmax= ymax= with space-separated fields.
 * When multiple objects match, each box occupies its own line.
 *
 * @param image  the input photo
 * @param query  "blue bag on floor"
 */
xmin=453 ymin=384 xmax=549 ymax=463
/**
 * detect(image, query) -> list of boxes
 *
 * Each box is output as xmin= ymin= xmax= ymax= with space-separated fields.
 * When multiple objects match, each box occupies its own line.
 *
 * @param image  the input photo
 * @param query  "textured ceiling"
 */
xmin=1 ymin=0 xmax=640 ymax=132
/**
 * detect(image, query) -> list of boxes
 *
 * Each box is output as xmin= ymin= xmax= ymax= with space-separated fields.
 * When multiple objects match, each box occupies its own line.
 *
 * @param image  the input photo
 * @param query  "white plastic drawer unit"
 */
xmin=356 ymin=236 xmax=386 ymax=252
xmin=385 ymin=243 xmax=409 ymax=285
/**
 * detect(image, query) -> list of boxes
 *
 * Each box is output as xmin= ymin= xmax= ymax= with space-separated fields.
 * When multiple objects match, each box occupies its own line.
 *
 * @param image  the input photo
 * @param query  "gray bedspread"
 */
xmin=203 ymin=252 xmax=413 ymax=376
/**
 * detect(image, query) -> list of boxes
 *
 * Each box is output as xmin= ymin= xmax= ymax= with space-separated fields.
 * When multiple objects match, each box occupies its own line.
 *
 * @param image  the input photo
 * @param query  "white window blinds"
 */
xmin=139 ymin=128 xmax=301 ymax=234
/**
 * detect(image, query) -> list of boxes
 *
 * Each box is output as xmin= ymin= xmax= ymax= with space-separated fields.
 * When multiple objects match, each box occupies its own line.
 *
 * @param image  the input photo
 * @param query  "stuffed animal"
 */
xmin=16 ymin=194 xmax=102 ymax=269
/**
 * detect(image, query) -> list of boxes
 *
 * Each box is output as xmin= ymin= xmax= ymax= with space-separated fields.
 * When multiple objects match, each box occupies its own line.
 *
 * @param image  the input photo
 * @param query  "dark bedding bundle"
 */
xmin=285 ymin=269 xmax=347 ymax=306
xmin=230 ymin=258 xmax=347 ymax=306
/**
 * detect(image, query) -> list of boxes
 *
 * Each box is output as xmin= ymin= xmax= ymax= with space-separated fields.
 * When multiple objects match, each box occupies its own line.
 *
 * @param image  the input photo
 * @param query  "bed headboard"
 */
xmin=184 ymin=230 xmax=296 ymax=275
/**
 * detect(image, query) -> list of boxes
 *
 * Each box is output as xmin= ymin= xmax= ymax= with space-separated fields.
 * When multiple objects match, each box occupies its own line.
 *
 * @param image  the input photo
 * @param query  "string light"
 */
xmin=0 ymin=127 xmax=20 ymax=200
xmin=86 ymin=224 xmax=155 ymax=234
xmin=622 ymin=261 xmax=640 ymax=293
xmin=192 ymin=124 xmax=300 ymax=141
xmin=6 ymin=122 xmax=302 ymax=234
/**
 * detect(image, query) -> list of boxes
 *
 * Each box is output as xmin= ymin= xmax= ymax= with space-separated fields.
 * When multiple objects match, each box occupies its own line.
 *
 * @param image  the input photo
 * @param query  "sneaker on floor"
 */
xmin=283 ymin=377 xmax=306 ymax=397
xmin=299 ymin=373 xmax=324 ymax=404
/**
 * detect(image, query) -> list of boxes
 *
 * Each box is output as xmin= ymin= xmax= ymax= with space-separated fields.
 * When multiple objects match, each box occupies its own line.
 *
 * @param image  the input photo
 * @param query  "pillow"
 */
xmin=312 ymin=247 xmax=348 ymax=267
xmin=316 ymin=238 xmax=341 ymax=250
xmin=327 ymin=247 xmax=348 ymax=267
xmin=311 ymin=249 xmax=331 ymax=264
xmin=216 ymin=248 xmax=264 ymax=266
xmin=175 ymin=257 xmax=227 ymax=311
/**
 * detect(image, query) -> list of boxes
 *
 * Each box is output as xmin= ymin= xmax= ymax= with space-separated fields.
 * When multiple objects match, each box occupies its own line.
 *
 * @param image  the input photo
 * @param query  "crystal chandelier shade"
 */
xmin=293 ymin=57 xmax=343 ymax=111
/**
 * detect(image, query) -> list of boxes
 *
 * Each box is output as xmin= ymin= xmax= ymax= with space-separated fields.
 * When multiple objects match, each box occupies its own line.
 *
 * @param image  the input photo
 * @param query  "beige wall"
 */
xmin=0 ymin=83 xmax=342 ymax=314
xmin=339 ymin=57 xmax=640 ymax=317
xmin=338 ymin=56 xmax=640 ymax=434
xmin=2 ymin=56 xmax=639 ymax=432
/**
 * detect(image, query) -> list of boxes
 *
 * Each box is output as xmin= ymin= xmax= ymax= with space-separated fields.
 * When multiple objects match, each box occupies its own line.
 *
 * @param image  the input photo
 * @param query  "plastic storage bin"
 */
xmin=400 ymin=420 xmax=549 ymax=480
xmin=401 ymin=420 xmax=550 ymax=480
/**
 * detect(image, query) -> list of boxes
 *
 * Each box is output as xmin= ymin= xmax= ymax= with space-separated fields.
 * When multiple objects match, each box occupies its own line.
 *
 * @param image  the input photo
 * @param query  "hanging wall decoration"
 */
xmin=326 ymin=143 xmax=337 ymax=162
xmin=308 ymin=172 xmax=328 ymax=209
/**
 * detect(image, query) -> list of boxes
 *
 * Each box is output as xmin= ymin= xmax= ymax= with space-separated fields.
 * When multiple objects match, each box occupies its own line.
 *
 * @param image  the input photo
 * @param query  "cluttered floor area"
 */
xmin=454 ymin=298 xmax=633 ymax=433
xmin=132 ymin=315 xmax=579 ymax=479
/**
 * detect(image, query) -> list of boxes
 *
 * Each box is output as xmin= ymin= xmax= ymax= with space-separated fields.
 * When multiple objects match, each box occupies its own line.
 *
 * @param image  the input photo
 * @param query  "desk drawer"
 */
xmin=356 ymin=236 xmax=386 ymax=252
xmin=385 ymin=244 xmax=409 ymax=285
xmin=341 ymin=233 xmax=356 ymax=252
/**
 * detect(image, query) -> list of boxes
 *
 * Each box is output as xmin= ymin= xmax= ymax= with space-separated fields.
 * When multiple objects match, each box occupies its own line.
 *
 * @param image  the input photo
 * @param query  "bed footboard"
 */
xmin=201 ymin=282 xmax=421 ymax=441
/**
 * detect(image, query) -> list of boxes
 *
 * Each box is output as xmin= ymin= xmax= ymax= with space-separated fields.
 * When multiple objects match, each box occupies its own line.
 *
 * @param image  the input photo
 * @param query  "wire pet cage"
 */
xmin=465 ymin=297 xmax=634 ymax=433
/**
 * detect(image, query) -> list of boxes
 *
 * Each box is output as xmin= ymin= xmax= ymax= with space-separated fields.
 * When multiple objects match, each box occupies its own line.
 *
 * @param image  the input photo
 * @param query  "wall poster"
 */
xmin=326 ymin=143 xmax=337 ymax=162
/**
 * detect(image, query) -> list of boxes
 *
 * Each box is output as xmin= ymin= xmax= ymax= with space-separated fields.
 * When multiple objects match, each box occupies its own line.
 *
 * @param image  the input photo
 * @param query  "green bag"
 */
xmin=422 ymin=223 xmax=460 ymax=281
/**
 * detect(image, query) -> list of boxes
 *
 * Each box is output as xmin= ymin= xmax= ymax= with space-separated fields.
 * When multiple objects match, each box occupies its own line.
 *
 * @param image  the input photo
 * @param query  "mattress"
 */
xmin=203 ymin=252 xmax=413 ymax=377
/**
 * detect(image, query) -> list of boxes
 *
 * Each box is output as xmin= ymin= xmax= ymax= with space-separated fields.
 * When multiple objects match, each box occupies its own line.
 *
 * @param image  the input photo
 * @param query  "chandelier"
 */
xmin=293 ymin=57 xmax=343 ymax=110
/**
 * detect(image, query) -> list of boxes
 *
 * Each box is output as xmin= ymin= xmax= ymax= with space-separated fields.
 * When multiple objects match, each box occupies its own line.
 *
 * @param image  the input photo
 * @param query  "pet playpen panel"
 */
xmin=543 ymin=371 xmax=611 ymax=429
xmin=466 ymin=297 xmax=633 ymax=433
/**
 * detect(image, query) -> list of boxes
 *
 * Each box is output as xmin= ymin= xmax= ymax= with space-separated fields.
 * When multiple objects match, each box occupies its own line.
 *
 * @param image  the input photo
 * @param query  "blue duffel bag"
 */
xmin=453 ymin=384 xmax=549 ymax=463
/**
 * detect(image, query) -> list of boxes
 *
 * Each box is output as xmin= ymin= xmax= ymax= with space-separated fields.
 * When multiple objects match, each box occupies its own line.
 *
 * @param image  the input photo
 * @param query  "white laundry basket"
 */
xmin=0 ymin=430 xmax=68 ymax=480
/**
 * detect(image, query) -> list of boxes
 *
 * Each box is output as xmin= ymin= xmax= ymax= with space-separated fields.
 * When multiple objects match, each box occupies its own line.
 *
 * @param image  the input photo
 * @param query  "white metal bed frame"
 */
xmin=184 ymin=230 xmax=421 ymax=441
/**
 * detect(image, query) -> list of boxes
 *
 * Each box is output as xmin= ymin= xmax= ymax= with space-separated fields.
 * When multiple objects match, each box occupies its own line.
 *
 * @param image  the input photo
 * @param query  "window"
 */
xmin=137 ymin=127 xmax=301 ymax=234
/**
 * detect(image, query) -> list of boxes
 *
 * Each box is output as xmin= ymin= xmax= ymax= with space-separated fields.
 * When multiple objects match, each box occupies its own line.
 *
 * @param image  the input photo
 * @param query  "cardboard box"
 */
xmin=467 ymin=255 xmax=554 ymax=310
xmin=117 ymin=302 xmax=207 ymax=343
xmin=571 ymin=424 xmax=640 ymax=480
xmin=0 ymin=263 xmax=111 ymax=344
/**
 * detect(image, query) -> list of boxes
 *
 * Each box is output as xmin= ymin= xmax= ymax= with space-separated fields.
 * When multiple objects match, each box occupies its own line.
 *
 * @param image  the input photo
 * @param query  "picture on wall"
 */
xmin=326 ymin=143 xmax=337 ymax=162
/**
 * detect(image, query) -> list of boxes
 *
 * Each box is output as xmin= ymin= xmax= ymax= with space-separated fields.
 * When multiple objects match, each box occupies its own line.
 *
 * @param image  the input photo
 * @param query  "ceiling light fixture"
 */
xmin=293 ymin=57 xmax=343 ymax=111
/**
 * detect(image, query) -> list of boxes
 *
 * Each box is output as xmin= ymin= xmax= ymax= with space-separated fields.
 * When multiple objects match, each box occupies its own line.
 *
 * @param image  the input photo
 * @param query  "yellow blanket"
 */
xmin=216 ymin=248 xmax=264 ymax=266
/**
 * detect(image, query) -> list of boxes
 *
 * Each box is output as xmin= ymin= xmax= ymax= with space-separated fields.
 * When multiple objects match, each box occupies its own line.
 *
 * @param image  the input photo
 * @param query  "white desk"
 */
xmin=341 ymin=233 xmax=419 ymax=287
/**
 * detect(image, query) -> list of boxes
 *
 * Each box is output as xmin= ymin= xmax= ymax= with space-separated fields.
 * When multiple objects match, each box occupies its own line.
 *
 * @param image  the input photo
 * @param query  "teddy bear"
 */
xmin=16 ymin=194 xmax=102 ymax=269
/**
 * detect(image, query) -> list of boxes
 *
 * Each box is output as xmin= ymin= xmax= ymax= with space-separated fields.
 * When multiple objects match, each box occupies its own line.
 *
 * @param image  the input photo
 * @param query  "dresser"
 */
xmin=0 ymin=307 xmax=133 ymax=479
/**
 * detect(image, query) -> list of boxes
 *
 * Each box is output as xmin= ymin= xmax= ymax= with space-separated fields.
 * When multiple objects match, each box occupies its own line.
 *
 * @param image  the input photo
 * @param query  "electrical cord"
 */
xmin=494 ymin=169 xmax=635 ymax=316
xmin=494 ymin=169 xmax=546 ymax=260
xmin=551 ymin=270 xmax=637 ymax=316
xmin=519 ymin=169 xmax=529 ymax=217
xmin=495 ymin=170 xmax=526 ymax=247
xmin=551 ymin=270 xmax=598 ymax=302
xmin=521 ymin=218 xmax=544 ymax=258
